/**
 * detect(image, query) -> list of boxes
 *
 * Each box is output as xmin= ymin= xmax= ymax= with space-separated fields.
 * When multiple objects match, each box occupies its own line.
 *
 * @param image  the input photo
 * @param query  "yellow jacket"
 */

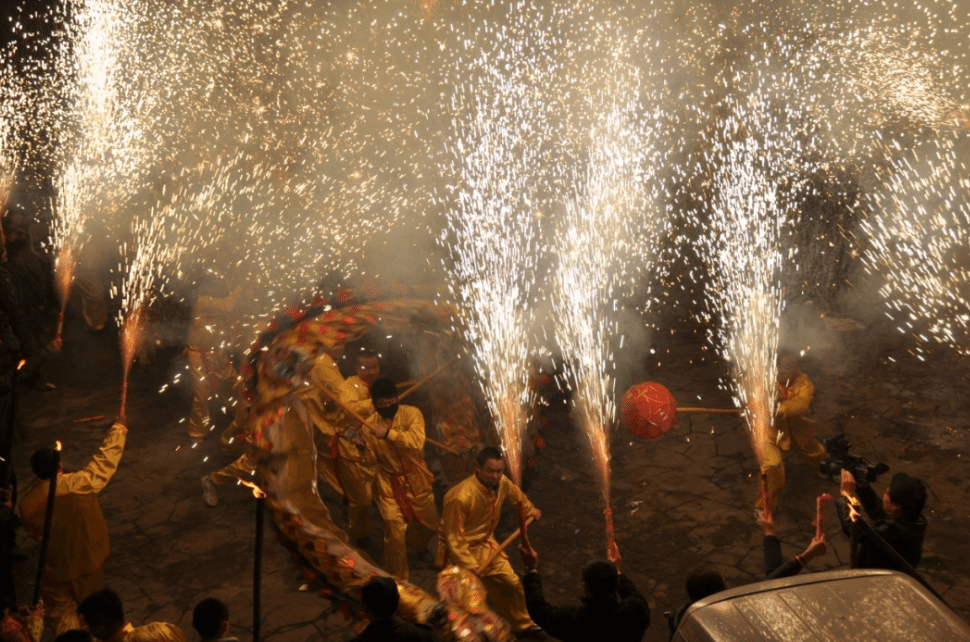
xmin=20 ymin=423 xmax=127 ymax=583
xmin=437 ymin=474 xmax=535 ymax=570
xmin=366 ymin=405 xmax=434 ymax=498
xmin=772 ymin=372 xmax=814 ymax=450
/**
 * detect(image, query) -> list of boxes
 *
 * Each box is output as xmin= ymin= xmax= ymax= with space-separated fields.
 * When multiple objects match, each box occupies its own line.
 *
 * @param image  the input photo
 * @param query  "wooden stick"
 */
xmin=398 ymin=357 xmax=460 ymax=401
xmin=73 ymin=415 xmax=106 ymax=424
xmin=476 ymin=516 xmax=535 ymax=575
xmin=306 ymin=379 xmax=461 ymax=455
xmin=676 ymin=407 xmax=743 ymax=414
xmin=33 ymin=449 xmax=60 ymax=605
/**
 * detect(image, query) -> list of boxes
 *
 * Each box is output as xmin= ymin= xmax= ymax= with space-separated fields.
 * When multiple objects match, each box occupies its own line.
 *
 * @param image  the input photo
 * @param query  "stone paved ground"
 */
xmin=9 ymin=304 xmax=970 ymax=641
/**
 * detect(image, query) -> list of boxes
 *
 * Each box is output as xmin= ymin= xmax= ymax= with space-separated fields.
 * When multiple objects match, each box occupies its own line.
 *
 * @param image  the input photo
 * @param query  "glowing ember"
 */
xmin=842 ymin=490 xmax=862 ymax=522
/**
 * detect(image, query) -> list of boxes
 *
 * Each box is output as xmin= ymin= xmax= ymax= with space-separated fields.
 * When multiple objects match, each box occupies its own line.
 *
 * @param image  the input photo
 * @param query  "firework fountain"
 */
xmin=551 ymin=44 xmax=667 ymax=556
xmin=694 ymin=54 xmax=816 ymax=493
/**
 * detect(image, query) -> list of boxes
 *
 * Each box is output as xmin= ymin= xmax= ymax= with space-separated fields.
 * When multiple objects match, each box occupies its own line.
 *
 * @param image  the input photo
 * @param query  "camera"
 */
xmin=819 ymin=434 xmax=889 ymax=483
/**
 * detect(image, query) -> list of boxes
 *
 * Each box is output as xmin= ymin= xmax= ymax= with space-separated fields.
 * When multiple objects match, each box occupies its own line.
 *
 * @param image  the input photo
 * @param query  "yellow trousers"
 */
xmin=316 ymin=442 xmax=376 ymax=541
xmin=186 ymin=349 xmax=236 ymax=439
xmin=44 ymin=567 xmax=104 ymax=636
xmin=756 ymin=416 xmax=826 ymax=510
xmin=375 ymin=490 xmax=439 ymax=582
xmin=479 ymin=556 xmax=534 ymax=632
xmin=209 ymin=444 xmax=261 ymax=486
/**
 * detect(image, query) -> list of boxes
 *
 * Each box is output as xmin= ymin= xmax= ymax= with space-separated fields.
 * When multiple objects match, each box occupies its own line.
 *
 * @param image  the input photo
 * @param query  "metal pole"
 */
xmin=32 ymin=449 xmax=60 ymax=605
xmin=253 ymin=494 xmax=264 ymax=642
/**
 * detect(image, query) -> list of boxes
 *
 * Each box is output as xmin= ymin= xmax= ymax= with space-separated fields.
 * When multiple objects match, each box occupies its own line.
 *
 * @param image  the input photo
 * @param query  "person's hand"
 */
xmin=520 ymin=545 xmax=538 ymax=568
xmin=840 ymin=469 xmax=856 ymax=496
xmin=801 ymin=534 xmax=827 ymax=563
xmin=757 ymin=510 xmax=776 ymax=536
xmin=531 ymin=508 xmax=542 ymax=521
xmin=371 ymin=420 xmax=389 ymax=439
xmin=114 ymin=415 xmax=127 ymax=429
xmin=47 ymin=336 xmax=62 ymax=353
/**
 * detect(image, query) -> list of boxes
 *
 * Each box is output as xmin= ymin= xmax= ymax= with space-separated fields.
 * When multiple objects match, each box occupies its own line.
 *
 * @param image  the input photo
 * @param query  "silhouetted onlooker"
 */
xmin=350 ymin=577 xmax=440 ymax=642
xmin=76 ymin=590 xmax=185 ymax=642
xmin=191 ymin=598 xmax=236 ymax=642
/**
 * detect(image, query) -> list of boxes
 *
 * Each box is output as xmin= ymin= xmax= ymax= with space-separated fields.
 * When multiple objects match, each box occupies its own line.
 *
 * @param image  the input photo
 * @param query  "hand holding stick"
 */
xmin=476 ymin=516 xmax=535 ymax=575
xmin=605 ymin=506 xmax=621 ymax=572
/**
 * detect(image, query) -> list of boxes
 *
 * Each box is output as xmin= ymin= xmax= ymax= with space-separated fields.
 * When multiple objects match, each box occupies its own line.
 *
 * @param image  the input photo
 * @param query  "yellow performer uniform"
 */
xmin=300 ymin=355 xmax=377 ymax=541
xmin=19 ymin=424 xmax=127 ymax=636
xmin=757 ymin=368 xmax=827 ymax=510
xmin=434 ymin=393 xmax=483 ymax=485
xmin=437 ymin=474 xmax=536 ymax=633
xmin=365 ymin=404 xmax=439 ymax=581
xmin=185 ymin=286 xmax=242 ymax=440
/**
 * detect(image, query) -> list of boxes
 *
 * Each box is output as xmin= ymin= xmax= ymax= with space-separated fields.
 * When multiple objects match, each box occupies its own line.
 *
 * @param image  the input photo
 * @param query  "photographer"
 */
xmin=836 ymin=469 xmax=927 ymax=571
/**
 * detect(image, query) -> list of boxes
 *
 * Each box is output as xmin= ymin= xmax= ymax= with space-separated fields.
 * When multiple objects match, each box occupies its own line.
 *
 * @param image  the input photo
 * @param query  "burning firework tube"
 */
xmin=32 ymin=446 xmax=61 ymax=605
xmin=604 ymin=505 xmax=619 ymax=561
xmin=119 ymin=380 xmax=128 ymax=424
xmin=815 ymin=493 xmax=833 ymax=539
xmin=55 ymin=312 xmax=64 ymax=343
xmin=760 ymin=473 xmax=771 ymax=519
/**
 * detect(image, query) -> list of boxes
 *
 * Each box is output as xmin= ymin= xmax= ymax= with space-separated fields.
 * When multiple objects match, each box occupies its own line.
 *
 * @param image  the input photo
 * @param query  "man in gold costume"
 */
xmin=299 ymin=345 xmax=378 ymax=545
xmin=185 ymin=283 xmax=243 ymax=441
xmin=438 ymin=447 xmax=545 ymax=639
xmin=19 ymin=421 xmax=127 ymax=635
xmin=364 ymin=379 xmax=439 ymax=582
xmin=757 ymin=352 xmax=827 ymax=511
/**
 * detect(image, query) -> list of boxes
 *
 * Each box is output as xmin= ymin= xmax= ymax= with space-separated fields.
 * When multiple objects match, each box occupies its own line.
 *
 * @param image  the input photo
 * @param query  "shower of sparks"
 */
xmin=115 ymin=202 xmax=178 ymax=379
xmin=551 ymin=48 xmax=667 ymax=506
xmin=0 ymin=50 xmax=26 ymax=213
xmin=862 ymin=134 xmax=970 ymax=356
xmin=50 ymin=0 xmax=152 ymax=313
xmin=695 ymin=57 xmax=816 ymax=466
xmin=440 ymin=1 xmax=571 ymax=485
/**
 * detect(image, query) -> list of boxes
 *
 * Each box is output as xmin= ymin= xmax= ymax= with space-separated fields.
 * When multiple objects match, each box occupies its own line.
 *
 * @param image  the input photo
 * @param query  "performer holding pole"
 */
xmin=438 ymin=447 xmax=544 ymax=638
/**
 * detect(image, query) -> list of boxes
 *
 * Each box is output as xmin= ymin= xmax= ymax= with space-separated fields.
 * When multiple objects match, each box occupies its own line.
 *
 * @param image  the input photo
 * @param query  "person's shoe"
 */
xmin=201 ymin=476 xmax=219 ymax=507
xmin=515 ymin=625 xmax=549 ymax=640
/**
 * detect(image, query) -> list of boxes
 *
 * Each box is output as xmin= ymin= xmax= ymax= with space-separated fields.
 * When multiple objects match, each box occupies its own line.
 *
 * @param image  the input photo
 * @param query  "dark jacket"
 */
xmin=523 ymin=570 xmax=650 ymax=642
xmin=349 ymin=616 xmax=440 ymax=642
xmin=763 ymin=535 xmax=806 ymax=579
xmin=837 ymin=484 xmax=927 ymax=571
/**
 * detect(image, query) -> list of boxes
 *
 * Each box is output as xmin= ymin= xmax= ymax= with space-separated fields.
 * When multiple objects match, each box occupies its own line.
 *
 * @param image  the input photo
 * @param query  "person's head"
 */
xmin=30 ymin=447 xmax=61 ymax=480
xmin=685 ymin=566 xmax=726 ymax=603
xmin=2 ymin=212 xmax=28 ymax=252
xmin=475 ymin=447 xmax=505 ymax=490
xmin=77 ymin=589 xmax=126 ymax=641
xmin=359 ymin=577 xmax=400 ymax=620
xmin=776 ymin=352 xmax=801 ymax=385
xmin=581 ymin=560 xmax=619 ymax=599
xmin=371 ymin=378 xmax=398 ymax=420
xmin=192 ymin=598 xmax=230 ymax=641
xmin=885 ymin=473 xmax=926 ymax=520
xmin=355 ymin=349 xmax=380 ymax=385
xmin=54 ymin=631 xmax=95 ymax=642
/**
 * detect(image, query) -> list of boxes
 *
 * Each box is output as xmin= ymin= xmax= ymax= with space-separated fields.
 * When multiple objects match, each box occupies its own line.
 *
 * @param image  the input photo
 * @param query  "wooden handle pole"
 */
xmin=306 ymin=379 xmax=461 ymax=455
xmin=676 ymin=407 xmax=744 ymax=414
xmin=476 ymin=516 xmax=535 ymax=574
xmin=398 ymin=357 xmax=460 ymax=401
